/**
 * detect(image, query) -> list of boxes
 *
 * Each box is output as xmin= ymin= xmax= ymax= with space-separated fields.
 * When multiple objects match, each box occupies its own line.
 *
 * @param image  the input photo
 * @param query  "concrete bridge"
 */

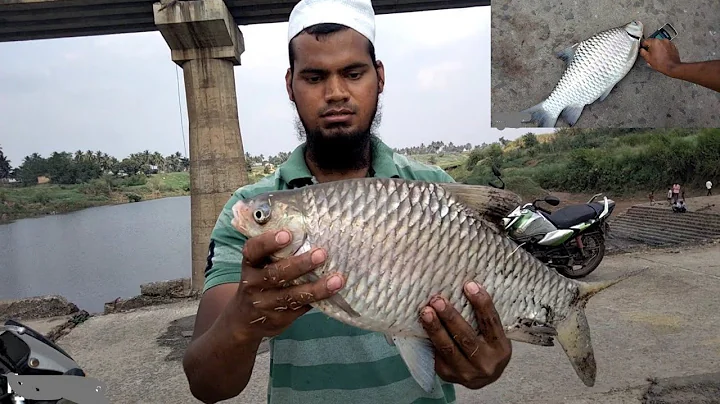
xmin=0 ymin=0 xmax=491 ymax=292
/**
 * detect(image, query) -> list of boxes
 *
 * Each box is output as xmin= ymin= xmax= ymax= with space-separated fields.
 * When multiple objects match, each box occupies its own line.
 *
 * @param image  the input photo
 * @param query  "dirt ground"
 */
xmin=27 ymin=241 xmax=719 ymax=404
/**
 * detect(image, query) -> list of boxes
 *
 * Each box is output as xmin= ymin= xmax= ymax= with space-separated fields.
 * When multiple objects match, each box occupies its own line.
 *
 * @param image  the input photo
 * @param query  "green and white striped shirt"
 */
xmin=204 ymin=138 xmax=458 ymax=404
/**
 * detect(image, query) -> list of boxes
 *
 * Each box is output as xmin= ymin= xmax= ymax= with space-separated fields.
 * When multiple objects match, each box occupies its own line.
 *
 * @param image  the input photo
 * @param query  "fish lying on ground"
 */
xmin=231 ymin=177 xmax=646 ymax=392
xmin=521 ymin=20 xmax=644 ymax=127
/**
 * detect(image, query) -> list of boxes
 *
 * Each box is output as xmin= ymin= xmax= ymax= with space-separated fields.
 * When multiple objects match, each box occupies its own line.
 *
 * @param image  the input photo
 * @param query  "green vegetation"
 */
xmin=454 ymin=128 xmax=720 ymax=201
xmin=2 ymin=128 xmax=718 ymax=222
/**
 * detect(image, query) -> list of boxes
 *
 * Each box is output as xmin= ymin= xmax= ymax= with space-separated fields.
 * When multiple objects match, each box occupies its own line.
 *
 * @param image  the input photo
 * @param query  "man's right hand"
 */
xmin=231 ymin=229 xmax=346 ymax=340
xmin=639 ymin=38 xmax=682 ymax=78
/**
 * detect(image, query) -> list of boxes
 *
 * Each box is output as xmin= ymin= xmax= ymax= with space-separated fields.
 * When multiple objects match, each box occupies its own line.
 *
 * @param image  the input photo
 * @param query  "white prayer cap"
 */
xmin=287 ymin=0 xmax=376 ymax=46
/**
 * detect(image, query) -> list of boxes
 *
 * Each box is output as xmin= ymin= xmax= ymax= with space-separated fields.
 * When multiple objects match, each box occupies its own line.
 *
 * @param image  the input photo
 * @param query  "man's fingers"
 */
xmin=242 ymin=229 xmax=293 ymax=267
xmin=464 ymin=282 xmax=507 ymax=349
xmin=250 ymin=248 xmax=327 ymax=289
xmin=252 ymin=273 xmax=345 ymax=311
xmin=420 ymin=302 xmax=473 ymax=371
xmin=428 ymin=295 xmax=484 ymax=360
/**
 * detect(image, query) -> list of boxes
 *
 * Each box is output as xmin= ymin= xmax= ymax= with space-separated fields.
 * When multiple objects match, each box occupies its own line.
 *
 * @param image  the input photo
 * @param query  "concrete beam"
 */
xmin=0 ymin=0 xmax=491 ymax=43
xmin=154 ymin=0 xmax=249 ymax=292
xmin=154 ymin=0 xmax=244 ymax=65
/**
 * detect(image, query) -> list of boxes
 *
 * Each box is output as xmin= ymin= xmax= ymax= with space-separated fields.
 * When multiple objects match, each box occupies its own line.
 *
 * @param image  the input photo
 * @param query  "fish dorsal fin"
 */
xmin=440 ymin=183 xmax=522 ymax=223
xmin=556 ymin=42 xmax=580 ymax=67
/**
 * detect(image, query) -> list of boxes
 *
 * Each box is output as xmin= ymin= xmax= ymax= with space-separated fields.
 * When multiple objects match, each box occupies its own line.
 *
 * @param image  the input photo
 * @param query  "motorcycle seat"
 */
xmin=546 ymin=204 xmax=600 ymax=229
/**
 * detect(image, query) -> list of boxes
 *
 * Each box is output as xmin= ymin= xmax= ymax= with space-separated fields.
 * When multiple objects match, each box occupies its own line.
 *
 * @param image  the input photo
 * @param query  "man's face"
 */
xmin=286 ymin=28 xmax=385 ymax=139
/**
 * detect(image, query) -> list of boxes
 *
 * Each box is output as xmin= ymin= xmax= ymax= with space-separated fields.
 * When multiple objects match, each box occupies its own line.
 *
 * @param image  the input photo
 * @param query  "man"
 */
xmin=181 ymin=1 xmax=512 ymax=403
xmin=707 ymin=180 xmax=713 ymax=196
xmin=671 ymin=183 xmax=680 ymax=205
xmin=640 ymin=38 xmax=720 ymax=92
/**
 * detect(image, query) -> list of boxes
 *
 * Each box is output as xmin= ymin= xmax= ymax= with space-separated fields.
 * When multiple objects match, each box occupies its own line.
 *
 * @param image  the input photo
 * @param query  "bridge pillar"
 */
xmin=154 ymin=0 xmax=248 ymax=293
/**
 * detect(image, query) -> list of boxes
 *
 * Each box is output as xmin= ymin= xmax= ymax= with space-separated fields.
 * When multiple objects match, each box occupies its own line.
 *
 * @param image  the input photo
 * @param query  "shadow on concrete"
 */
xmin=642 ymin=372 xmax=720 ymax=404
xmin=155 ymin=314 xmax=270 ymax=362
xmin=490 ymin=0 xmax=720 ymax=129
xmin=156 ymin=314 xmax=195 ymax=362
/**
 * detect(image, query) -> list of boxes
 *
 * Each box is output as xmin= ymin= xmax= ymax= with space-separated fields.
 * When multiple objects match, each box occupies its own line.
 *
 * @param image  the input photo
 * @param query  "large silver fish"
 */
xmin=521 ymin=20 xmax=644 ymax=127
xmin=231 ymin=178 xmax=644 ymax=392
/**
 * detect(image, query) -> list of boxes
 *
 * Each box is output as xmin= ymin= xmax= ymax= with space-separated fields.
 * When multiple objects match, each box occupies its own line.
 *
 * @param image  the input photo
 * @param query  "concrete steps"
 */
xmin=609 ymin=205 xmax=720 ymax=246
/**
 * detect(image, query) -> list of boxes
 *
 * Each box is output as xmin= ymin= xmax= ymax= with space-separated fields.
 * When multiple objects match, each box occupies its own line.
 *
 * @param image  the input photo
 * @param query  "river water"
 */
xmin=0 ymin=196 xmax=193 ymax=314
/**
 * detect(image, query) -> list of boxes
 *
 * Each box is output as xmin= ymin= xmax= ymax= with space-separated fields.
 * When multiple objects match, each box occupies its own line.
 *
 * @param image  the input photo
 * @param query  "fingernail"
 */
xmin=465 ymin=281 xmax=481 ymax=295
xmin=311 ymin=249 xmax=326 ymax=265
xmin=421 ymin=308 xmax=434 ymax=323
xmin=276 ymin=231 xmax=290 ymax=244
xmin=326 ymin=274 xmax=342 ymax=292
xmin=430 ymin=297 xmax=445 ymax=312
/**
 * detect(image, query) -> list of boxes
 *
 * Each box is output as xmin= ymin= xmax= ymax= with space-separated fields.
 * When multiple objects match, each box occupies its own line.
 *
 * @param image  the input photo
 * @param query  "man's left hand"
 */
xmin=420 ymin=281 xmax=512 ymax=389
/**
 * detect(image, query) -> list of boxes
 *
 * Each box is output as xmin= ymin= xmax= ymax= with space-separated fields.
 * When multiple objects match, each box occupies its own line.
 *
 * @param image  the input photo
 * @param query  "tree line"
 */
xmin=0 ymin=148 xmax=189 ymax=186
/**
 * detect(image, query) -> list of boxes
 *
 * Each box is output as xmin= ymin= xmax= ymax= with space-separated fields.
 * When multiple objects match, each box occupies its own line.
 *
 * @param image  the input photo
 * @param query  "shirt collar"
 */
xmin=277 ymin=137 xmax=400 ymax=188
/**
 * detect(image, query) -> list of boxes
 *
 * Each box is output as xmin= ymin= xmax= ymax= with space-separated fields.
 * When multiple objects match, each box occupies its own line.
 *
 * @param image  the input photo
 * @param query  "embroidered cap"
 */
xmin=287 ymin=0 xmax=376 ymax=46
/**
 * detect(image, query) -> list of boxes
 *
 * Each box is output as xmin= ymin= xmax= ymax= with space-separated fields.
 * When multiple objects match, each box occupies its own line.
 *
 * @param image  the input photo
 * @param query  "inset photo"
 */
xmin=491 ymin=0 xmax=720 ymax=129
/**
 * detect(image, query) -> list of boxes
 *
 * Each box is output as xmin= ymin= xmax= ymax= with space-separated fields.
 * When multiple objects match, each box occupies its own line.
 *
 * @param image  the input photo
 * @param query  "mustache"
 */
xmin=318 ymin=104 xmax=358 ymax=116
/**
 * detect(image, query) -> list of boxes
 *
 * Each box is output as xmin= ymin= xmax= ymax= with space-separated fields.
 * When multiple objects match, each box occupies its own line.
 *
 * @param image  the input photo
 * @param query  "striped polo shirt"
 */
xmin=204 ymin=137 xmax=458 ymax=404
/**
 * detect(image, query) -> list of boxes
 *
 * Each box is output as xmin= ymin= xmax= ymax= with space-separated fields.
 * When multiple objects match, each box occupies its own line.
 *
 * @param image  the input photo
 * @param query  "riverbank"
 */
xmin=0 ymin=167 xmax=276 ymax=224
xmin=0 ymin=172 xmax=190 ymax=223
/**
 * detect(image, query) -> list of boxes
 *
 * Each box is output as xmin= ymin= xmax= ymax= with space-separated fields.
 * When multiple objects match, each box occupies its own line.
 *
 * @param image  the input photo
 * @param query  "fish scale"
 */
xmin=301 ymin=179 xmax=575 ymax=334
xmin=231 ymin=177 xmax=646 ymax=392
xmin=521 ymin=21 xmax=643 ymax=127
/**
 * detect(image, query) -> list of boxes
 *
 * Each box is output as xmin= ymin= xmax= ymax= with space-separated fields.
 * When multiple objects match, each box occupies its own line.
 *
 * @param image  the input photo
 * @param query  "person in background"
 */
xmin=648 ymin=190 xmax=655 ymax=205
xmin=707 ymin=180 xmax=713 ymax=196
xmin=640 ymin=38 xmax=720 ymax=92
xmin=671 ymin=183 xmax=680 ymax=204
xmin=666 ymin=188 xmax=673 ymax=205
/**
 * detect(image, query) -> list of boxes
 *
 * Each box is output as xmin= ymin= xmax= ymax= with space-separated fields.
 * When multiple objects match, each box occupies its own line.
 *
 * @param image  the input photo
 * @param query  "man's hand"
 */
xmin=639 ymin=38 xmax=682 ymax=78
xmin=420 ymin=281 xmax=512 ymax=389
xmin=232 ymin=229 xmax=346 ymax=339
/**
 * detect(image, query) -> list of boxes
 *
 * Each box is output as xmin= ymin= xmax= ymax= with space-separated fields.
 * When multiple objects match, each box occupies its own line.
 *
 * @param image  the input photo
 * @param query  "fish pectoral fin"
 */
xmin=393 ymin=336 xmax=437 ymax=394
xmin=556 ymin=42 xmax=579 ymax=66
xmin=556 ymin=304 xmax=596 ymax=387
xmin=560 ymin=105 xmax=585 ymax=127
xmin=439 ymin=183 xmax=522 ymax=224
xmin=303 ymin=272 xmax=361 ymax=318
xmin=505 ymin=322 xmax=557 ymax=347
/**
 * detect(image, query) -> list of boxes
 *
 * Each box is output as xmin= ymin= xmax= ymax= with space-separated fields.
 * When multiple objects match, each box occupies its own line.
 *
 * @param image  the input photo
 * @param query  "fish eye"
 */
xmin=253 ymin=208 xmax=271 ymax=224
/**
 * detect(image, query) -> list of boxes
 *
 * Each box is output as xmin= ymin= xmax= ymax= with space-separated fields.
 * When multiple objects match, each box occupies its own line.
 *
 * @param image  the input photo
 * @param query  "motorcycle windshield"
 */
xmin=0 ymin=331 xmax=30 ymax=371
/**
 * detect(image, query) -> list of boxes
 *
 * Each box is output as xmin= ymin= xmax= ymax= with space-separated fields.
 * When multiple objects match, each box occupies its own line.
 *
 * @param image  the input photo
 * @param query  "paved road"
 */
xmin=44 ymin=243 xmax=720 ymax=403
xmin=490 ymin=0 xmax=720 ymax=129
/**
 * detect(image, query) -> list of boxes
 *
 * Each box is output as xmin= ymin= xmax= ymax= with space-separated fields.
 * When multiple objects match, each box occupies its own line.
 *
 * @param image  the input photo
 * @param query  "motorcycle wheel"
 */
xmin=557 ymin=233 xmax=606 ymax=279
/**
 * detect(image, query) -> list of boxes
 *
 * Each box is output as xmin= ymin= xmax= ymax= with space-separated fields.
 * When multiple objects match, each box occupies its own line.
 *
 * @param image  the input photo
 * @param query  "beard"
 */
xmin=293 ymin=96 xmax=383 ymax=173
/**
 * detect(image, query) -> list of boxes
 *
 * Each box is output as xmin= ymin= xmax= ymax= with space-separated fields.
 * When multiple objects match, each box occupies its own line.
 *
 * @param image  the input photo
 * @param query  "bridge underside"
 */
xmin=0 ymin=0 xmax=490 ymax=42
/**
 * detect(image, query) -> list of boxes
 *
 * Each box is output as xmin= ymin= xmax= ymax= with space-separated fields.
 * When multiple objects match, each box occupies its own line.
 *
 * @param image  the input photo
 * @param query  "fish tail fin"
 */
xmin=555 ymin=302 xmax=596 ymax=387
xmin=555 ymin=267 xmax=648 ymax=387
xmin=520 ymin=102 xmax=558 ymax=128
xmin=577 ymin=266 xmax=649 ymax=302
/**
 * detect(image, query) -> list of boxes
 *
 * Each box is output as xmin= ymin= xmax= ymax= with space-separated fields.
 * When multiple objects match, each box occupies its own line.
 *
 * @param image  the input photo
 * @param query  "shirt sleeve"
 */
xmin=203 ymin=191 xmax=247 ymax=293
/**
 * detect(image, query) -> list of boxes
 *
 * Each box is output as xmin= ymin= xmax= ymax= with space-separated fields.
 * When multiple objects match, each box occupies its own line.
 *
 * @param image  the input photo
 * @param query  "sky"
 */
xmin=0 ymin=5 xmax=554 ymax=167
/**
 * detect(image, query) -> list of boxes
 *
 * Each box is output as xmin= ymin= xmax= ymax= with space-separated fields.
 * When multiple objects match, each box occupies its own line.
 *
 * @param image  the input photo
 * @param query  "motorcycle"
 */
xmin=488 ymin=166 xmax=615 ymax=279
xmin=0 ymin=319 xmax=107 ymax=404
